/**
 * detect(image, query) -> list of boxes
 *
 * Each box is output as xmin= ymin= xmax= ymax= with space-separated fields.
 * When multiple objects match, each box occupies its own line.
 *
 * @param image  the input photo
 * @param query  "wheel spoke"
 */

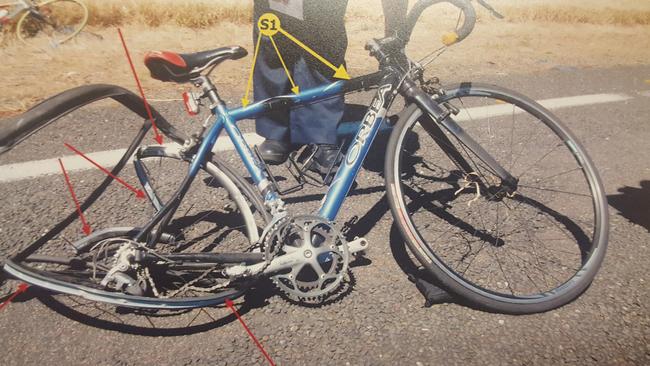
xmin=391 ymin=87 xmax=604 ymax=309
xmin=518 ymin=184 xmax=592 ymax=198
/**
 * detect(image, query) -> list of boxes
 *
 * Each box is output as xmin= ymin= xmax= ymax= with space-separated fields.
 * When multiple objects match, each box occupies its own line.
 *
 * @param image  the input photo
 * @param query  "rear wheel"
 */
xmin=385 ymin=83 xmax=608 ymax=314
xmin=16 ymin=0 xmax=88 ymax=47
xmin=18 ymin=146 xmax=268 ymax=309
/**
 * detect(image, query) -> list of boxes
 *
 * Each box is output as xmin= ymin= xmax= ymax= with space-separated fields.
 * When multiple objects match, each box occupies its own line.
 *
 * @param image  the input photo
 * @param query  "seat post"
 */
xmin=193 ymin=76 xmax=225 ymax=109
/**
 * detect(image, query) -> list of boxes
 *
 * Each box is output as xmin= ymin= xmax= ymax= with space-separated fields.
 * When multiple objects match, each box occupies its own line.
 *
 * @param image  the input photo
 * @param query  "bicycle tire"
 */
xmin=14 ymin=146 xmax=268 ymax=309
xmin=385 ymin=83 xmax=608 ymax=314
xmin=16 ymin=0 xmax=88 ymax=46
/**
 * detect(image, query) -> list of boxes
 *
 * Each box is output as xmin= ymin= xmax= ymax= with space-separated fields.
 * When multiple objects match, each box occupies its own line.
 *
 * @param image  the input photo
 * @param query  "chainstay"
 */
xmin=144 ymin=214 xmax=290 ymax=298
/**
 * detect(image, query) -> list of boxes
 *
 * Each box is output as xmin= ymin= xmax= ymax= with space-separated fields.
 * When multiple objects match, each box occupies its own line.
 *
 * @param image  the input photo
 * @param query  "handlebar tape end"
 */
xmin=442 ymin=31 xmax=459 ymax=46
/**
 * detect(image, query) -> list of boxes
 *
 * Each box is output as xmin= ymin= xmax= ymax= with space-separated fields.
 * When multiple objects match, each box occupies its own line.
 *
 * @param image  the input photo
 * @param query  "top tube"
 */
xmin=227 ymin=81 xmax=345 ymax=122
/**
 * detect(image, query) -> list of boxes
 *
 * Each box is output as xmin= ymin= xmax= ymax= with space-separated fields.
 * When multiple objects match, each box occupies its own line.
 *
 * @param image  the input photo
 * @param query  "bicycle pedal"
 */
xmin=407 ymin=273 xmax=453 ymax=307
xmin=347 ymin=237 xmax=369 ymax=258
xmin=293 ymin=144 xmax=344 ymax=187
xmin=254 ymin=145 xmax=304 ymax=196
xmin=341 ymin=216 xmax=359 ymax=236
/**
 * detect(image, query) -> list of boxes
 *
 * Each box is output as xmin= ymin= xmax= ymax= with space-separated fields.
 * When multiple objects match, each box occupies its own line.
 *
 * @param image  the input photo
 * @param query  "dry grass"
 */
xmin=1 ymin=0 xmax=649 ymax=115
xmin=81 ymin=0 xmax=650 ymax=28
xmin=85 ymin=0 xmax=251 ymax=28
xmin=503 ymin=6 xmax=650 ymax=26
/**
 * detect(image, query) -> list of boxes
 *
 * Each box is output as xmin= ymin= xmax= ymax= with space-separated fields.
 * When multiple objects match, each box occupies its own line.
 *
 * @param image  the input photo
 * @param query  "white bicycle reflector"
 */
xmin=182 ymin=91 xmax=200 ymax=116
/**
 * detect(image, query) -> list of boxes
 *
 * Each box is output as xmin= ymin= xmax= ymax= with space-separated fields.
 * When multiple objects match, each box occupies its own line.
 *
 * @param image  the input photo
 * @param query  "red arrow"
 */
xmin=63 ymin=143 xmax=146 ymax=199
xmin=59 ymin=158 xmax=92 ymax=235
xmin=118 ymin=28 xmax=164 ymax=145
xmin=0 ymin=283 xmax=30 ymax=311
xmin=225 ymin=298 xmax=276 ymax=366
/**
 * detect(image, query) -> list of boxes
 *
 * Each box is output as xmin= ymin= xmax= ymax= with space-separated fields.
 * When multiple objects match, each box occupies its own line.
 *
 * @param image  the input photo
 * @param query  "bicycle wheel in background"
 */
xmin=385 ymin=83 xmax=608 ymax=314
xmin=16 ymin=0 xmax=88 ymax=47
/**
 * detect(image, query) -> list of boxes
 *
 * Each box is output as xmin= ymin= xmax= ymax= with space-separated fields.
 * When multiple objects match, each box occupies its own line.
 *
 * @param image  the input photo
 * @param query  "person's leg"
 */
xmin=252 ymin=12 xmax=294 ymax=164
xmin=288 ymin=0 xmax=348 ymax=173
xmin=253 ymin=40 xmax=291 ymax=143
xmin=289 ymin=57 xmax=343 ymax=146
xmin=254 ymin=0 xmax=348 ymax=165
xmin=289 ymin=57 xmax=345 ymax=174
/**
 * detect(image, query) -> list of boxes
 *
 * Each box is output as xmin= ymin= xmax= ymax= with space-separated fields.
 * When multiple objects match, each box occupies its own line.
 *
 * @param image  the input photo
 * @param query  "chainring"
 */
xmin=268 ymin=215 xmax=350 ymax=304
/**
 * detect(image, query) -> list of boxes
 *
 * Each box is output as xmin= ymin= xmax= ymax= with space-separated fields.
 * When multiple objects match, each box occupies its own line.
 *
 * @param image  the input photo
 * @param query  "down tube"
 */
xmin=319 ymin=83 xmax=395 ymax=221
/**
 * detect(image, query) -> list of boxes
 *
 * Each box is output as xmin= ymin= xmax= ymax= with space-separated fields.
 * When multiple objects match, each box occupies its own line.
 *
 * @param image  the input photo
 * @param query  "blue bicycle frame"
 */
xmin=133 ymin=65 xmax=516 ymax=247
xmin=189 ymin=76 xmax=396 ymax=222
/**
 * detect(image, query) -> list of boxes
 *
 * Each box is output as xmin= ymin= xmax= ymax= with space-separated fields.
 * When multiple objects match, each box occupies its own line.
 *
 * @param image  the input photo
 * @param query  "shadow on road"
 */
xmin=343 ymin=192 xmax=457 ymax=308
xmin=607 ymin=180 xmax=650 ymax=232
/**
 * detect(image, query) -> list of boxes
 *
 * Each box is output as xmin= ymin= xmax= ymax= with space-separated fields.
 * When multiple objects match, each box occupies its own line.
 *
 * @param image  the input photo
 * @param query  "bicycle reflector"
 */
xmin=182 ymin=91 xmax=200 ymax=116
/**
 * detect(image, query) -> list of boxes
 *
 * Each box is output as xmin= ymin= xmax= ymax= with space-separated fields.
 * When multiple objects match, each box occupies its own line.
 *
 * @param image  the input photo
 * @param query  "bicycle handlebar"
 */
xmin=476 ymin=0 xmax=504 ymax=19
xmin=367 ymin=0 xmax=505 ymax=70
xmin=404 ymin=0 xmax=477 ymax=46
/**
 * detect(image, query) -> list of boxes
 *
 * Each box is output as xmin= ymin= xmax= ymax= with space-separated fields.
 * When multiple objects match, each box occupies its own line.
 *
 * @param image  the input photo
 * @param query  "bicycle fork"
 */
xmin=400 ymin=78 xmax=519 ymax=192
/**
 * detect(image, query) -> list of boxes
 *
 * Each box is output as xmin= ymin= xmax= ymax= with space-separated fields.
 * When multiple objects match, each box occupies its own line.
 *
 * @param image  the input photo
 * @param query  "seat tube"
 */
xmin=202 ymin=75 xmax=280 ymax=205
xmin=188 ymin=114 xmax=224 ymax=177
xmin=219 ymin=105 xmax=278 ymax=202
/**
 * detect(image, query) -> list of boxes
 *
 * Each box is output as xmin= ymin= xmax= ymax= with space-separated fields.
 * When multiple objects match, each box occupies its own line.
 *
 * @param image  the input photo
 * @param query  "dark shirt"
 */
xmin=254 ymin=0 xmax=349 ymax=68
xmin=254 ymin=0 xmax=409 ymax=41
xmin=253 ymin=0 xmax=408 ymax=72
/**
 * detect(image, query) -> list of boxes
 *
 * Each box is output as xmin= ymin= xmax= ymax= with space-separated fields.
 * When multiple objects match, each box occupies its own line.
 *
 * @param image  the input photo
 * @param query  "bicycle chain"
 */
xmin=141 ymin=215 xmax=290 ymax=298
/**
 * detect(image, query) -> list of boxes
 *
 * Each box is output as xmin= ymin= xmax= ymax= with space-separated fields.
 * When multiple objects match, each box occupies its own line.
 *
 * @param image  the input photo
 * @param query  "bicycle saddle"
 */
xmin=144 ymin=46 xmax=248 ymax=83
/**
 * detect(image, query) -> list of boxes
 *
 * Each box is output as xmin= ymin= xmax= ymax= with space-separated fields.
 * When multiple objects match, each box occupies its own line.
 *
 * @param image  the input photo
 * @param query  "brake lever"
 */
xmin=475 ymin=0 xmax=504 ymax=19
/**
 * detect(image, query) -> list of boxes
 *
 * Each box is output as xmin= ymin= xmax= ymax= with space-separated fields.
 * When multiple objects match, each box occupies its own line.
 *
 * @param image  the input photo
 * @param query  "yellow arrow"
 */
xmin=269 ymin=35 xmax=300 ymax=94
xmin=242 ymin=32 xmax=263 ymax=107
xmin=278 ymin=27 xmax=350 ymax=80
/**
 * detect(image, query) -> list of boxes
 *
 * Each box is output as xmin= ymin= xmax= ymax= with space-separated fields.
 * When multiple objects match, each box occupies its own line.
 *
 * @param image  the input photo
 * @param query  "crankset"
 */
xmin=272 ymin=215 xmax=350 ymax=303
xmin=224 ymin=215 xmax=368 ymax=304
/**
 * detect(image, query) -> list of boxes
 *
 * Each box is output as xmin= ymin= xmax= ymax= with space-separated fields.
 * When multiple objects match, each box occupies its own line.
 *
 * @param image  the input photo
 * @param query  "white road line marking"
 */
xmin=0 ymin=133 xmax=264 ymax=183
xmin=454 ymin=93 xmax=632 ymax=122
xmin=0 ymin=92 xmax=633 ymax=183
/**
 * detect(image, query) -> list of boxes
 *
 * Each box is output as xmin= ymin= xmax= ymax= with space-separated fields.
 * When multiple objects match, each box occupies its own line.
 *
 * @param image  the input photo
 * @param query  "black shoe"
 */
xmin=258 ymin=139 xmax=291 ymax=165
xmin=308 ymin=144 xmax=342 ymax=175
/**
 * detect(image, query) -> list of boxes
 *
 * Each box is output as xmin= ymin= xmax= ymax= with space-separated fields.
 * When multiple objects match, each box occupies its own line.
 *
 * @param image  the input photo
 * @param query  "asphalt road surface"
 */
xmin=0 ymin=65 xmax=648 ymax=366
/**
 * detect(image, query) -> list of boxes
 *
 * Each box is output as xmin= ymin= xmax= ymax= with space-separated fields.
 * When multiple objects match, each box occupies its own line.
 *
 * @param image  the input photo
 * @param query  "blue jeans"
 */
xmin=253 ymin=51 xmax=344 ymax=145
xmin=253 ymin=0 xmax=348 ymax=145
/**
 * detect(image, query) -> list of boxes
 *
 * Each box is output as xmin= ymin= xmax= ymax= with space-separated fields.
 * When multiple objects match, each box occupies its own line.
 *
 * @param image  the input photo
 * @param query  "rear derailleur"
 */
xmin=97 ymin=242 xmax=148 ymax=296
